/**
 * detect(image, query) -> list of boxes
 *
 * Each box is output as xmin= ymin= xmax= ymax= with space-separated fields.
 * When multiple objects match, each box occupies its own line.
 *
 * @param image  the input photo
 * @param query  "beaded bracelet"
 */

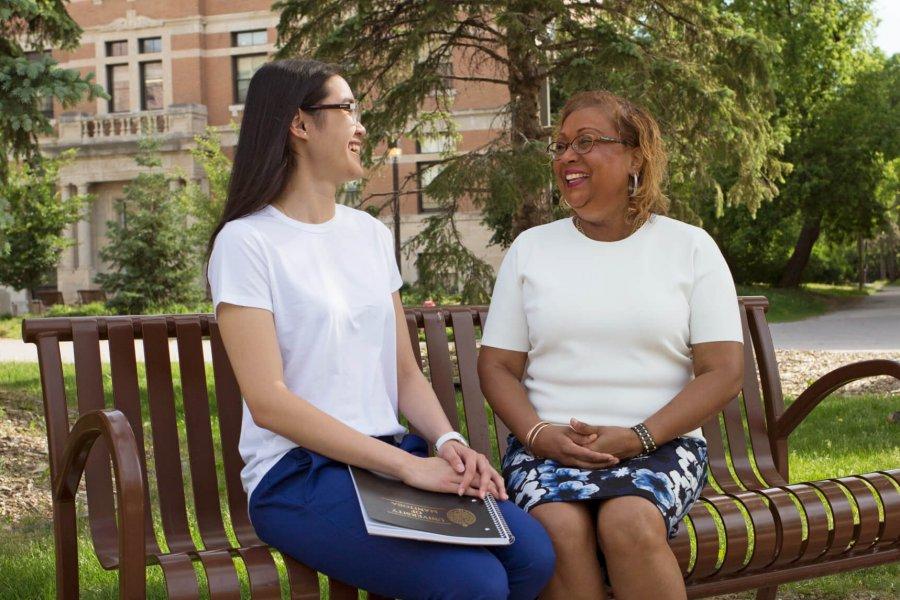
xmin=630 ymin=422 xmax=657 ymax=456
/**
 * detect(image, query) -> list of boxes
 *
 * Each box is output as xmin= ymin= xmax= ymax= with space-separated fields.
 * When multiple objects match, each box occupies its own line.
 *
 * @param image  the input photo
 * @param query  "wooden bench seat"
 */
xmin=22 ymin=296 xmax=899 ymax=598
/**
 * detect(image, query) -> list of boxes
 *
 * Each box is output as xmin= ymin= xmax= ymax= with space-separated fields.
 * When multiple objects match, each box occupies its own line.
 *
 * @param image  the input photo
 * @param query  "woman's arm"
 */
xmin=643 ymin=340 xmax=744 ymax=444
xmin=571 ymin=340 xmax=744 ymax=456
xmin=392 ymin=294 xmax=505 ymax=498
xmin=478 ymin=345 xmax=618 ymax=469
xmin=216 ymin=302 xmax=484 ymax=495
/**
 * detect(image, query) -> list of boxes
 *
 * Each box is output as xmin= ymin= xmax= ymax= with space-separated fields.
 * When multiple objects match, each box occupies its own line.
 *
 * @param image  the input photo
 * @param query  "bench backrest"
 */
xmin=22 ymin=296 xmax=787 ymax=571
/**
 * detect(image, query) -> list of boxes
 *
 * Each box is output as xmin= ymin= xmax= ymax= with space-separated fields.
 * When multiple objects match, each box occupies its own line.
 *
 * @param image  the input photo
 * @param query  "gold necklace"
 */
xmin=573 ymin=214 xmax=646 ymax=239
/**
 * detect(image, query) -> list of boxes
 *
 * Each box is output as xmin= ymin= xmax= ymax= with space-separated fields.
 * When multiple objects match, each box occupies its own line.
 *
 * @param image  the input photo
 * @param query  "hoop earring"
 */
xmin=560 ymin=196 xmax=571 ymax=210
xmin=628 ymin=173 xmax=639 ymax=197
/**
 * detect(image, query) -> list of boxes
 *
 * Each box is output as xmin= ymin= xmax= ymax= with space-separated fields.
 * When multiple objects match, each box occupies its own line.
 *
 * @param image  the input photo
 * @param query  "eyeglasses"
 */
xmin=547 ymin=134 xmax=634 ymax=161
xmin=301 ymin=101 xmax=360 ymax=125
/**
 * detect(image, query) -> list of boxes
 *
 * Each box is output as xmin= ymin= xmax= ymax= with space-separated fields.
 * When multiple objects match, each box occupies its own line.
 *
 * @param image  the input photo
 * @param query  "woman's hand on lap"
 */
xmin=399 ymin=454 xmax=505 ymax=499
xmin=437 ymin=441 xmax=508 ymax=500
xmin=568 ymin=418 xmax=645 ymax=460
xmin=531 ymin=425 xmax=620 ymax=469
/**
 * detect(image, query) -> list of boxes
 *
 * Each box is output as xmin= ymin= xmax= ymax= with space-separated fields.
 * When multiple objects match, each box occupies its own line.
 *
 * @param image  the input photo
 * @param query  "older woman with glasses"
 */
xmin=477 ymin=90 xmax=745 ymax=600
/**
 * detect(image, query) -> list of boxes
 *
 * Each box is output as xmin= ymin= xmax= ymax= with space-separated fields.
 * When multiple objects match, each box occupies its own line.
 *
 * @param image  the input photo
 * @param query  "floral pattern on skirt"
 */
xmin=501 ymin=433 xmax=709 ymax=539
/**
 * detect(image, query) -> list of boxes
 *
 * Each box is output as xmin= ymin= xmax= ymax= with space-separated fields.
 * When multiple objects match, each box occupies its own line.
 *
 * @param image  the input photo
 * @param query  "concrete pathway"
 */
xmin=770 ymin=285 xmax=900 ymax=351
xmin=0 ymin=338 xmax=213 ymax=363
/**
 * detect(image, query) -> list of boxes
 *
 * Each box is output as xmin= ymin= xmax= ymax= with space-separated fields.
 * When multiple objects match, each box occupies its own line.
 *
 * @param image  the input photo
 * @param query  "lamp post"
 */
xmin=387 ymin=143 xmax=402 ymax=273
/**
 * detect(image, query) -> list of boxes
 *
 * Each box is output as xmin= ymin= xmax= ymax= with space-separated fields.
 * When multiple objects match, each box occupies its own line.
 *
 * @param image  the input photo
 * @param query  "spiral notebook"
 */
xmin=348 ymin=466 xmax=514 ymax=546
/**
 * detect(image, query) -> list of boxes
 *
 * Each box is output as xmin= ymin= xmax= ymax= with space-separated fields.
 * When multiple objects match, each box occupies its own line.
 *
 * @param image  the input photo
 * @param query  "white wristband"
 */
xmin=434 ymin=431 xmax=468 ymax=453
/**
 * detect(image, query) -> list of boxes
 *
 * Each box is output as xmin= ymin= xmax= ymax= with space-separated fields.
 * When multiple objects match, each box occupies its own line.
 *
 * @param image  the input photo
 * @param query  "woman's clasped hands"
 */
xmin=398 ymin=440 xmax=508 ymax=501
xmin=530 ymin=418 xmax=646 ymax=469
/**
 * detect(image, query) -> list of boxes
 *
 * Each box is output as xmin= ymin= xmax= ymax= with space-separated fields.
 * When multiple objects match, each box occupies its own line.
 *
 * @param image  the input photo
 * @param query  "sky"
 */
xmin=874 ymin=0 xmax=899 ymax=56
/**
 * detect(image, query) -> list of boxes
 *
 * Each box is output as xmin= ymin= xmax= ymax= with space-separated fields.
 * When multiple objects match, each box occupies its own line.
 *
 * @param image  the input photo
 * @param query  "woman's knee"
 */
xmin=596 ymin=495 xmax=668 ymax=552
xmin=531 ymin=501 xmax=596 ymax=553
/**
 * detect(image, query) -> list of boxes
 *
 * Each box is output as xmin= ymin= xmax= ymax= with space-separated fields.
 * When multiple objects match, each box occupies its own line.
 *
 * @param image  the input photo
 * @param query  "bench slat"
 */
xmin=157 ymin=553 xmax=202 ymax=599
xmin=72 ymin=321 xmax=119 ymax=568
xmin=477 ymin=308 xmax=512 ymax=457
xmin=859 ymin=472 xmax=900 ymax=547
xmin=422 ymin=311 xmax=459 ymax=429
xmin=451 ymin=310 xmax=493 ymax=458
xmin=835 ymin=476 xmax=882 ymax=553
xmin=782 ymin=483 xmax=832 ymax=562
xmin=108 ymin=320 xmax=162 ymax=556
xmin=283 ymin=555 xmax=322 ymax=599
xmin=810 ymin=480 xmax=857 ymax=558
xmin=702 ymin=414 xmax=743 ymax=494
xmin=143 ymin=318 xmax=196 ymax=554
xmin=210 ymin=322 xmax=259 ymax=546
xmin=705 ymin=494 xmax=751 ymax=576
xmin=685 ymin=500 xmax=721 ymax=580
xmin=235 ymin=546 xmax=282 ymax=599
xmin=197 ymin=549 xmax=242 ymax=599
xmin=176 ymin=318 xmax=230 ymax=550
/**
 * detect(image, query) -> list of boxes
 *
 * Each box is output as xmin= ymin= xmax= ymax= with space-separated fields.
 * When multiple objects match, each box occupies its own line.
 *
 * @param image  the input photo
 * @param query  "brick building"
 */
xmin=5 ymin=0 xmax=512 ymax=313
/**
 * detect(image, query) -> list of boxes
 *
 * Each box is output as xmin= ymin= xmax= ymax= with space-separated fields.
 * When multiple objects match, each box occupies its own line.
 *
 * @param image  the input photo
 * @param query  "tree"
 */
xmin=0 ymin=151 xmax=85 ymax=297
xmin=182 ymin=127 xmax=232 ymax=252
xmin=95 ymin=139 xmax=202 ymax=314
xmin=777 ymin=55 xmax=900 ymax=286
xmin=0 ymin=0 xmax=105 ymax=183
xmin=275 ymin=1 xmax=787 ymax=300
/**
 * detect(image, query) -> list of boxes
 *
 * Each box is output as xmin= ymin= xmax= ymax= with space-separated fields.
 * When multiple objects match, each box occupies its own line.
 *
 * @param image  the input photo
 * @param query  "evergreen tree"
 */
xmin=95 ymin=139 xmax=201 ymax=314
xmin=0 ymin=151 xmax=85 ymax=297
xmin=1 ymin=0 xmax=105 ymax=183
xmin=274 ymin=1 xmax=788 ymax=301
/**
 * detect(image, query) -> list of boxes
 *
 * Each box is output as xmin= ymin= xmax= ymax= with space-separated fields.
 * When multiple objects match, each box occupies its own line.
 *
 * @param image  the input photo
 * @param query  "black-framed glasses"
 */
xmin=547 ymin=134 xmax=634 ymax=161
xmin=301 ymin=101 xmax=359 ymax=125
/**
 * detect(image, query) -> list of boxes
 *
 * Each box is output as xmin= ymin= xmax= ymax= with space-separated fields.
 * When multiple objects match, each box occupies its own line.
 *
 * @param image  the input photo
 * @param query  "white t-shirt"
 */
xmin=481 ymin=214 xmax=743 ymax=442
xmin=208 ymin=204 xmax=406 ymax=500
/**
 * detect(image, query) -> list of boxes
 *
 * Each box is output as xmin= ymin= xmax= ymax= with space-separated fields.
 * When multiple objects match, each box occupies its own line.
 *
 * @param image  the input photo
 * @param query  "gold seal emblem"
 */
xmin=447 ymin=508 xmax=477 ymax=527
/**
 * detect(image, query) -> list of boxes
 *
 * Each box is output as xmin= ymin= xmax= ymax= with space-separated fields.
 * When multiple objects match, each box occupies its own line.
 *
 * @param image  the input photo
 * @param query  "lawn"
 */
xmin=0 ymin=360 xmax=896 ymax=599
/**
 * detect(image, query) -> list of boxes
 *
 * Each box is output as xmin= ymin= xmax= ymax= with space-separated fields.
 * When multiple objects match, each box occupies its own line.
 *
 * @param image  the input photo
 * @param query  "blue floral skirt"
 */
xmin=501 ymin=434 xmax=709 ymax=540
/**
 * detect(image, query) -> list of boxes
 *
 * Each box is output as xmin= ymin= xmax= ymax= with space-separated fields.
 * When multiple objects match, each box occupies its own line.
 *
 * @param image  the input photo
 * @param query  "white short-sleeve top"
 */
xmin=207 ymin=204 xmax=406 ymax=499
xmin=481 ymin=214 xmax=743 ymax=442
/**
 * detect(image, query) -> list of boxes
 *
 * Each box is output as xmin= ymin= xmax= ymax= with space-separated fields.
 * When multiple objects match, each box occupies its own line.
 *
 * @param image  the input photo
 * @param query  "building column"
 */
xmin=76 ymin=183 xmax=92 ymax=271
xmin=59 ymin=185 xmax=75 ymax=271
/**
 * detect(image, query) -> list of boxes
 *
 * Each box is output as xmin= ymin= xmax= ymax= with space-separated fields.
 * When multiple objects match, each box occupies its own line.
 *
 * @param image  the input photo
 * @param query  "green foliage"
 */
xmin=0 ymin=0 xmax=106 ymax=183
xmin=0 ymin=151 xmax=85 ymax=294
xmin=275 ymin=0 xmax=790 ymax=298
xmin=182 ymin=127 xmax=233 ymax=254
xmin=94 ymin=138 xmax=202 ymax=314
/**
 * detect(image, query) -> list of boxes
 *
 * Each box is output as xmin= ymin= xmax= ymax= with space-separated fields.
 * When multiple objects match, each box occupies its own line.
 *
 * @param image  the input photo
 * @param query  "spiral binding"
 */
xmin=484 ymin=493 xmax=515 ymax=543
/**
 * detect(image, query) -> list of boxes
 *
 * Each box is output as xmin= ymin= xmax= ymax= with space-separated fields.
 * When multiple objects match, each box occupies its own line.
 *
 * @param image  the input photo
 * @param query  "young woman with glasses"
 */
xmin=477 ymin=90 xmax=745 ymax=599
xmin=207 ymin=59 xmax=555 ymax=599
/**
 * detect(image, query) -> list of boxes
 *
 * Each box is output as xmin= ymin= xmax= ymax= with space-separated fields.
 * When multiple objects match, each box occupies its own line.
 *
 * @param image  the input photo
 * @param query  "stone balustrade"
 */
xmin=55 ymin=103 xmax=208 ymax=145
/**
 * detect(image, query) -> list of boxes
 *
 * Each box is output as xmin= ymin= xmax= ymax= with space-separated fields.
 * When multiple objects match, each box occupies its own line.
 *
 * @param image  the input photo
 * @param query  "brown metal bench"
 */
xmin=22 ymin=297 xmax=900 ymax=599
xmin=35 ymin=289 xmax=66 ymax=307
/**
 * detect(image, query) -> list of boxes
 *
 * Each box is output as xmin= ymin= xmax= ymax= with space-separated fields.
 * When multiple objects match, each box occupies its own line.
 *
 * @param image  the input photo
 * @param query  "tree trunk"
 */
xmin=506 ymin=2 xmax=551 ymax=238
xmin=857 ymin=236 xmax=866 ymax=290
xmin=779 ymin=213 xmax=823 ymax=287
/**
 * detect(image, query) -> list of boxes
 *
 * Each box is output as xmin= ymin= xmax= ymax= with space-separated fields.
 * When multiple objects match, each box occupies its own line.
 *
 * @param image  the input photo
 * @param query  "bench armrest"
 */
xmin=55 ymin=408 xmax=146 ymax=598
xmin=774 ymin=359 xmax=900 ymax=439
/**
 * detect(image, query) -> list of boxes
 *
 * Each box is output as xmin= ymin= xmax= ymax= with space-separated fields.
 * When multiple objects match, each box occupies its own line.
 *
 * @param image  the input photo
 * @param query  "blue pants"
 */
xmin=249 ymin=434 xmax=556 ymax=600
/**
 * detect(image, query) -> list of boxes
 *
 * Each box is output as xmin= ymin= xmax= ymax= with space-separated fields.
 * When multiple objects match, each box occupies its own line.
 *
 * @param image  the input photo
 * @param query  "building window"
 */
xmin=106 ymin=40 xmax=128 ymax=57
xmin=140 ymin=61 xmax=163 ymax=110
xmin=233 ymin=54 xmax=267 ymax=104
xmin=107 ymin=64 xmax=130 ymax=112
xmin=139 ymin=37 xmax=161 ymax=54
xmin=416 ymin=133 xmax=456 ymax=155
xmin=417 ymin=162 xmax=443 ymax=213
xmin=25 ymin=50 xmax=54 ymax=118
xmin=233 ymin=30 xmax=268 ymax=47
xmin=437 ymin=59 xmax=454 ymax=89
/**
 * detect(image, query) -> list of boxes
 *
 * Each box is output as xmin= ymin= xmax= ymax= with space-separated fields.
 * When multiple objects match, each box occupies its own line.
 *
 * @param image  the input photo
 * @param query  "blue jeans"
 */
xmin=249 ymin=434 xmax=556 ymax=600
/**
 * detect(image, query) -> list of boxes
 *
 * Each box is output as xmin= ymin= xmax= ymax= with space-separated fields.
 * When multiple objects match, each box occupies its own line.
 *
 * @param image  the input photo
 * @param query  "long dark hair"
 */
xmin=206 ymin=58 xmax=339 ymax=257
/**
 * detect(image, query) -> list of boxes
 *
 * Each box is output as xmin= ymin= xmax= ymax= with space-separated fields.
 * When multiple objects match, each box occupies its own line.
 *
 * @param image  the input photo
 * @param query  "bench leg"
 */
xmin=756 ymin=585 xmax=778 ymax=600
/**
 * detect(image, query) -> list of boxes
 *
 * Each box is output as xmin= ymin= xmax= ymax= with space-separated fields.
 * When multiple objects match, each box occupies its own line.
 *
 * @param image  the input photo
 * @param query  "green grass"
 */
xmin=735 ymin=280 xmax=887 ymax=323
xmin=0 ymin=361 xmax=897 ymax=599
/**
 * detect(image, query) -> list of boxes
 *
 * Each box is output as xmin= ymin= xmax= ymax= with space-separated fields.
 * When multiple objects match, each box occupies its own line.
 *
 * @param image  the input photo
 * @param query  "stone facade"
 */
xmin=9 ymin=0 xmax=511 ymax=314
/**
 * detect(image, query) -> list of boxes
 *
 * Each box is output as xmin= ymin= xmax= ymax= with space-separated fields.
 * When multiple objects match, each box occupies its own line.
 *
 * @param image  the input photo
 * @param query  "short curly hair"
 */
xmin=558 ymin=91 xmax=669 ymax=228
